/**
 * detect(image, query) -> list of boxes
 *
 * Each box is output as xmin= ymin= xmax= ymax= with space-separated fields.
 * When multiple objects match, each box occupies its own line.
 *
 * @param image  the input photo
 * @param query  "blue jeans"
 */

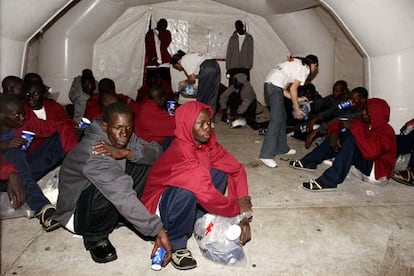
xmin=259 ymin=83 xmax=290 ymax=158
xmin=158 ymin=168 xmax=227 ymax=251
xmin=301 ymin=131 xmax=373 ymax=187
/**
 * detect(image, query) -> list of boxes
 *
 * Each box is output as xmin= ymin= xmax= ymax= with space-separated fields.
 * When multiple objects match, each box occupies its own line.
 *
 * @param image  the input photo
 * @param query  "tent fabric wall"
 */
xmin=36 ymin=0 xmax=127 ymax=105
xmin=322 ymin=0 xmax=414 ymax=131
xmin=92 ymin=0 xmax=290 ymax=104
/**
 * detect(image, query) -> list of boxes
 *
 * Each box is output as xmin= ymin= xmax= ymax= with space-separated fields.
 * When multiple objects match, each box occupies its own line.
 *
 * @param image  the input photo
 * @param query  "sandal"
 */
xmin=289 ymin=160 xmax=316 ymax=172
xmin=391 ymin=169 xmax=414 ymax=186
xmin=171 ymin=249 xmax=197 ymax=270
xmin=302 ymin=179 xmax=336 ymax=192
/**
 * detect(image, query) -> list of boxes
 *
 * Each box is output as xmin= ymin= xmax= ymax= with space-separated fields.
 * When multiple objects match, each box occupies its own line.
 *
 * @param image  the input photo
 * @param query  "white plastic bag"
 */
xmin=194 ymin=213 xmax=247 ymax=267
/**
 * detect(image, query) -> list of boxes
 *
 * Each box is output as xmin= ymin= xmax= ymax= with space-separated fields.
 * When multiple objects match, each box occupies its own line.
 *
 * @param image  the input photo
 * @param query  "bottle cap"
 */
xmin=225 ymin=224 xmax=241 ymax=240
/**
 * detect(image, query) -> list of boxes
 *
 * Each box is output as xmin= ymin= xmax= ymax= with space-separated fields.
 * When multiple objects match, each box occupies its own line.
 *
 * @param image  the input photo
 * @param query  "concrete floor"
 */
xmin=2 ymin=120 xmax=414 ymax=275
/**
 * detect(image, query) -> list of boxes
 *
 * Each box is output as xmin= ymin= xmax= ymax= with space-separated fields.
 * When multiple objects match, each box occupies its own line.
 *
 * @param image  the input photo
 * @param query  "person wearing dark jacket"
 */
xmin=226 ymin=20 xmax=254 ymax=86
xmin=53 ymin=101 xmax=171 ymax=265
xmin=289 ymin=97 xmax=396 ymax=191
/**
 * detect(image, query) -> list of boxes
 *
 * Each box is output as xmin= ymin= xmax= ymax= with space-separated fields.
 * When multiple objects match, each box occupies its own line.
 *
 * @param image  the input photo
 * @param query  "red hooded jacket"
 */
xmin=328 ymin=98 xmax=396 ymax=180
xmin=141 ymin=101 xmax=249 ymax=217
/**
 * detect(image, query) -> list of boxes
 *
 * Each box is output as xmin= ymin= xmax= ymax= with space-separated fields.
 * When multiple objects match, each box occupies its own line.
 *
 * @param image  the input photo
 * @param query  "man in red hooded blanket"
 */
xmin=141 ymin=101 xmax=252 ymax=270
xmin=289 ymin=96 xmax=396 ymax=191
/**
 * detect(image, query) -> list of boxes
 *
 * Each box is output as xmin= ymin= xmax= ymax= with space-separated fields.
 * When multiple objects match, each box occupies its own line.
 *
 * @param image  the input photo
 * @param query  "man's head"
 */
xmin=174 ymin=101 xmax=213 ymax=146
xmin=192 ymin=108 xmax=212 ymax=146
xmin=156 ymin=18 xmax=168 ymax=31
xmin=332 ymin=80 xmax=348 ymax=99
xmin=235 ymin=20 xmax=245 ymax=35
xmin=98 ymin=78 xmax=116 ymax=95
xmin=81 ymin=74 xmax=96 ymax=95
xmin=362 ymin=98 xmax=390 ymax=129
xmin=98 ymin=78 xmax=118 ymax=109
xmin=101 ymin=101 xmax=134 ymax=149
xmin=25 ymin=81 xmax=46 ymax=110
xmin=2 ymin=76 xmax=24 ymax=99
xmin=148 ymin=85 xmax=168 ymax=108
xmin=233 ymin=73 xmax=247 ymax=89
xmin=171 ymin=50 xmax=186 ymax=68
xmin=0 ymin=94 xmax=25 ymax=130
xmin=350 ymin=87 xmax=368 ymax=110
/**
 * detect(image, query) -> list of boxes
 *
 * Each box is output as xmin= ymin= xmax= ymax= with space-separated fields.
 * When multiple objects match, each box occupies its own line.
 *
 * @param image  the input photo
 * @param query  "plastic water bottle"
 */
xmin=293 ymin=101 xmax=311 ymax=121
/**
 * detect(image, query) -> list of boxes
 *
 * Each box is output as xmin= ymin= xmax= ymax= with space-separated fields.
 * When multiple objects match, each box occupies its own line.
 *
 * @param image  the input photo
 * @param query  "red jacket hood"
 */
xmin=174 ymin=101 xmax=214 ymax=147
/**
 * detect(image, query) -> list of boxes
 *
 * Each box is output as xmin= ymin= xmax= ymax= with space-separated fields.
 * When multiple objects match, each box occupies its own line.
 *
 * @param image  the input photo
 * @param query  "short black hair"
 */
xmin=102 ymin=101 xmax=133 ymax=123
xmin=98 ymin=78 xmax=116 ymax=95
xmin=2 ymin=76 xmax=23 ymax=93
xmin=352 ymin=87 xmax=368 ymax=99
xmin=0 ymin=94 xmax=23 ymax=115
xmin=171 ymin=50 xmax=186 ymax=65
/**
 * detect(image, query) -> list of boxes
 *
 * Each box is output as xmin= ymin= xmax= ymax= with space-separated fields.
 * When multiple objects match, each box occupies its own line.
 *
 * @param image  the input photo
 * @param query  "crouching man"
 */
xmin=53 ymin=102 xmax=171 ymax=265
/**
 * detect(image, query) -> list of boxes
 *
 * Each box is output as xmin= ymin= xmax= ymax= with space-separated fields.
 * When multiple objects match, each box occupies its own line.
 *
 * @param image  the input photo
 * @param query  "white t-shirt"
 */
xmin=33 ymin=106 xmax=47 ymax=120
xmin=180 ymin=53 xmax=210 ymax=76
xmin=265 ymin=59 xmax=310 ymax=89
xmin=237 ymin=33 xmax=246 ymax=51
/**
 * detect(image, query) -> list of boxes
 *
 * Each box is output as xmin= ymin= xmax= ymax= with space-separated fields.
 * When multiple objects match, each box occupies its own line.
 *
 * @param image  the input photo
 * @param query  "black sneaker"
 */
xmin=171 ymin=249 xmax=197 ymax=270
xmin=36 ymin=204 xmax=61 ymax=232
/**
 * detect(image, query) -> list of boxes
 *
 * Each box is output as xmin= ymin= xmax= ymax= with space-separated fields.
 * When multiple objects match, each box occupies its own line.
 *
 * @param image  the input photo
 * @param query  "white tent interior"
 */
xmin=1 ymin=0 xmax=414 ymax=130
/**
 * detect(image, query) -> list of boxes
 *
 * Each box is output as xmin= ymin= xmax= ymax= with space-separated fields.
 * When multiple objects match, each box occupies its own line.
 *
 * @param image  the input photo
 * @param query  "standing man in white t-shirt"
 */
xmin=226 ymin=20 xmax=254 ymax=87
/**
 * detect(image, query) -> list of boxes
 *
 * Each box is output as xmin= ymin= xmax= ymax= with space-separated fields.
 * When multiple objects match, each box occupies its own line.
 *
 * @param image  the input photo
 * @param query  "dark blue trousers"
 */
xmin=0 ymin=133 xmax=65 ymax=213
xmin=396 ymin=131 xmax=414 ymax=168
xmin=158 ymin=168 xmax=227 ymax=251
xmin=301 ymin=132 xmax=373 ymax=187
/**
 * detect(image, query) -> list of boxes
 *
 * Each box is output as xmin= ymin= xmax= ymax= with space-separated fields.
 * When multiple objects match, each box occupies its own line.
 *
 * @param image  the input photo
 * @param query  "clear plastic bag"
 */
xmin=194 ymin=213 xmax=249 ymax=267
xmin=0 ymin=192 xmax=34 ymax=219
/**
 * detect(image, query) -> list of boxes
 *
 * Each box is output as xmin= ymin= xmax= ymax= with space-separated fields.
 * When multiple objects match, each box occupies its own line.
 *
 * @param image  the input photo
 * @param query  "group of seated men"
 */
xmin=0 ymin=72 xmax=253 ymax=270
xmin=1 ymin=70 xmax=413 ymax=269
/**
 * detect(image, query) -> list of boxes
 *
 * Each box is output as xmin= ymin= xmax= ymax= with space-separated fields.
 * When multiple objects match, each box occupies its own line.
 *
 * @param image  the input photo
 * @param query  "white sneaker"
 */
xmin=284 ymin=149 xmax=296 ymax=155
xmin=322 ymin=158 xmax=334 ymax=167
xmin=260 ymin=158 xmax=278 ymax=168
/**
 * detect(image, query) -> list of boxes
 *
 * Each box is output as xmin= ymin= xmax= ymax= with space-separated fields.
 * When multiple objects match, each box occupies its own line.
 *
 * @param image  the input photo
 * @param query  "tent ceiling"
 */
xmin=126 ymin=0 xmax=320 ymax=16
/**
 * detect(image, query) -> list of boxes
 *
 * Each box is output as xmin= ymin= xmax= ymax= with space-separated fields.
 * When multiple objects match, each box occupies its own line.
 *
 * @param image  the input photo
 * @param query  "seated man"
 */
xmin=84 ymin=78 xmax=139 ymax=121
xmin=2 ymin=76 xmax=25 ymax=100
xmin=141 ymin=101 xmax=252 ymax=270
xmin=68 ymin=69 xmax=98 ymax=122
xmin=53 ymin=101 xmax=171 ymax=265
xmin=135 ymin=85 xmax=175 ymax=150
xmin=304 ymin=86 xmax=367 ymax=148
xmin=289 ymin=97 xmax=396 ymax=191
xmin=0 ymin=94 xmax=64 ymax=231
xmin=220 ymin=73 xmax=261 ymax=130
xmin=137 ymin=72 xmax=173 ymax=103
xmin=0 ymin=154 xmax=26 ymax=210
xmin=23 ymin=80 xmax=79 ymax=169
xmin=391 ymin=119 xmax=414 ymax=186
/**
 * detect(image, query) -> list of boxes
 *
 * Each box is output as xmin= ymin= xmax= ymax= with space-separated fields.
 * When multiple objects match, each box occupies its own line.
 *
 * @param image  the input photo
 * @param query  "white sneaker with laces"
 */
xmin=260 ymin=158 xmax=278 ymax=168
